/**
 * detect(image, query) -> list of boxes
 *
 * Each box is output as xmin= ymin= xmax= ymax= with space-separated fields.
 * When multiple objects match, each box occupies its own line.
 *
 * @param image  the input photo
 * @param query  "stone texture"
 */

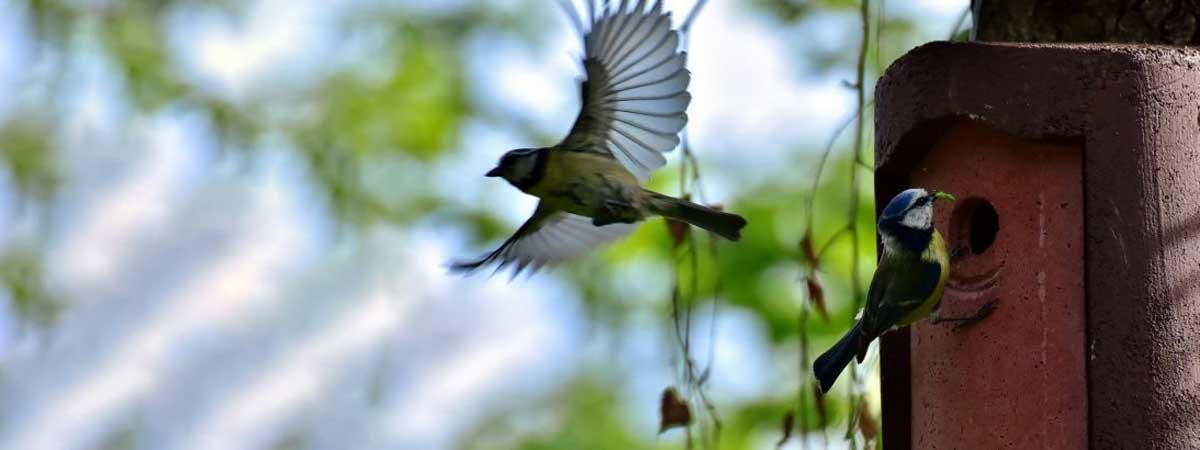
xmin=976 ymin=0 xmax=1200 ymax=45
xmin=911 ymin=121 xmax=1086 ymax=450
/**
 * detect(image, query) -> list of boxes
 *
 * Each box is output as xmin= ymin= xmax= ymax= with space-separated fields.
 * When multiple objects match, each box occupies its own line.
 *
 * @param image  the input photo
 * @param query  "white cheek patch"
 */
xmin=881 ymin=233 xmax=901 ymax=253
xmin=901 ymin=205 xmax=932 ymax=229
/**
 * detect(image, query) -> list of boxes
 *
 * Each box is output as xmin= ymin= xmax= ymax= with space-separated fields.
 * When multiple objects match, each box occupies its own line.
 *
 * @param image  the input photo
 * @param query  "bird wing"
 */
xmin=558 ymin=0 xmax=691 ymax=182
xmin=859 ymin=254 xmax=944 ymax=338
xmin=450 ymin=202 xmax=634 ymax=277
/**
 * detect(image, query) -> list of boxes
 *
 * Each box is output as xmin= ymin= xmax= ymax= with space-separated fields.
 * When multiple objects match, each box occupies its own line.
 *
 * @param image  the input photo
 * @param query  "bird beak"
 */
xmin=485 ymin=167 xmax=501 ymax=177
xmin=931 ymin=191 xmax=956 ymax=202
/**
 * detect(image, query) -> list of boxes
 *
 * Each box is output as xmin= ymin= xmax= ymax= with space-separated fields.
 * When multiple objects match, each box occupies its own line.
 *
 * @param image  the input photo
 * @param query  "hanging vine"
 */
xmin=791 ymin=0 xmax=882 ymax=448
xmin=665 ymin=1 xmax=725 ymax=449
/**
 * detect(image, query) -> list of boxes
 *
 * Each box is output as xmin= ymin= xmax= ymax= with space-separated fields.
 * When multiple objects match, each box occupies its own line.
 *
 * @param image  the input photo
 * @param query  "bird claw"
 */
xmin=931 ymin=299 xmax=997 ymax=331
xmin=950 ymin=245 xmax=971 ymax=263
xmin=593 ymin=199 xmax=637 ymax=226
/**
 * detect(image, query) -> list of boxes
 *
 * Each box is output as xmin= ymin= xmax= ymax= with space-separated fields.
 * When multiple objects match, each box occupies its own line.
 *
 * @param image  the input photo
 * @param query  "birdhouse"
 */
xmin=873 ymin=42 xmax=1200 ymax=449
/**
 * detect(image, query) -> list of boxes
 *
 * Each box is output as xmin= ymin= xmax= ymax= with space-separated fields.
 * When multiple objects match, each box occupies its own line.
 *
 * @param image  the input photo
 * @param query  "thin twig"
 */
xmin=845 ymin=0 xmax=872 ymax=438
xmin=804 ymin=113 xmax=857 ymax=233
xmin=851 ymin=0 xmax=870 ymax=319
xmin=672 ymin=1 xmax=720 ymax=448
xmin=681 ymin=0 xmax=708 ymax=35
xmin=802 ymin=101 xmax=875 ymax=236
xmin=875 ymin=0 xmax=883 ymax=73
xmin=797 ymin=304 xmax=810 ymax=450
xmin=815 ymin=228 xmax=854 ymax=266
xmin=949 ymin=5 xmax=971 ymax=40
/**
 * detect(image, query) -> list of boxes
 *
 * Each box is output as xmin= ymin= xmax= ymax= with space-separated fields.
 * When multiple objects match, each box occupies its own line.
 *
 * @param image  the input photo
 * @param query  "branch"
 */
xmin=670 ymin=2 xmax=721 ymax=448
xmin=681 ymin=0 xmax=708 ymax=35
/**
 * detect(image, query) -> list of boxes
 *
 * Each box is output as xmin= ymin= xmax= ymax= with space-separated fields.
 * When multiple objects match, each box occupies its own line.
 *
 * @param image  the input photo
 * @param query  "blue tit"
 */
xmin=813 ymin=188 xmax=967 ymax=393
xmin=452 ymin=0 xmax=747 ymax=276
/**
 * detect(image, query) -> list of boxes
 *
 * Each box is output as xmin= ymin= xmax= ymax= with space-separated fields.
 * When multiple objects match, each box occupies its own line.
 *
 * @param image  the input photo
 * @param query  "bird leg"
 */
xmin=950 ymin=245 xmax=971 ymax=263
xmin=592 ymin=199 xmax=639 ymax=226
xmin=931 ymin=300 xmax=997 ymax=331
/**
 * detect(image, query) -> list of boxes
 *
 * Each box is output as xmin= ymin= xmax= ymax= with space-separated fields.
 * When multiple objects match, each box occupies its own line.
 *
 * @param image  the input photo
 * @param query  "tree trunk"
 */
xmin=976 ymin=0 xmax=1200 ymax=44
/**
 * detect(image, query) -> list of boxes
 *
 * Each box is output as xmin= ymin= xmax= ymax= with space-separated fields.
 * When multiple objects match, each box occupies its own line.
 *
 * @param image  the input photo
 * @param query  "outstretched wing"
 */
xmin=450 ymin=202 xmax=634 ymax=277
xmin=559 ymin=0 xmax=691 ymax=181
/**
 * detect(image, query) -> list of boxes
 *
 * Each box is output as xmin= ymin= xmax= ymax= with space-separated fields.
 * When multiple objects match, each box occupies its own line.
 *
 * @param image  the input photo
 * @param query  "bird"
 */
xmin=812 ymin=188 xmax=992 ymax=393
xmin=451 ymin=0 xmax=747 ymax=276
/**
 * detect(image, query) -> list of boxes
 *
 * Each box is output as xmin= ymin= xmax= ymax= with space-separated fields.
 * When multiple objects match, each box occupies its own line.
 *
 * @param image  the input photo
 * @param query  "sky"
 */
xmin=0 ymin=0 xmax=966 ymax=449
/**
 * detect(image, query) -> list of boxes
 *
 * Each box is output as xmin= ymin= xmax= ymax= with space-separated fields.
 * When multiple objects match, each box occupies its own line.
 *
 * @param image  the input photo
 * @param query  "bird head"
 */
xmin=878 ymin=188 xmax=955 ymax=252
xmin=486 ymin=148 xmax=547 ymax=189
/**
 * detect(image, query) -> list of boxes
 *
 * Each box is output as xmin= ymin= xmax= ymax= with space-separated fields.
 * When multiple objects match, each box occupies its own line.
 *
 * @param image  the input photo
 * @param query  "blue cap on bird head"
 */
xmin=881 ymin=188 xmax=928 ymax=221
xmin=880 ymin=188 xmax=956 ymax=225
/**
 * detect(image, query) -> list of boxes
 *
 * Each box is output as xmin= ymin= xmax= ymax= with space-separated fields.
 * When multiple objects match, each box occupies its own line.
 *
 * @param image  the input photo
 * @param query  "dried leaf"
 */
xmin=806 ymin=276 xmax=829 ymax=321
xmin=775 ymin=410 xmax=795 ymax=449
xmin=659 ymin=386 xmax=692 ymax=433
xmin=812 ymin=382 xmax=828 ymax=428
xmin=800 ymin=233 xmax=817 ymax=265
xmin=857 ymin=398 xmax=878 ymax=440
xmin=666 ymin=218 xmax=691 ymax=248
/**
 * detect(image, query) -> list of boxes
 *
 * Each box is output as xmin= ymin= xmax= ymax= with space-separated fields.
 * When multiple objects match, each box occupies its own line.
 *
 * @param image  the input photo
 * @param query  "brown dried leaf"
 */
xmin=812 ymin=382 xmax=828 ymax=428
xmin=775 ymin=410 xmax=795 ymax=449
xmin=659 ymin=386 xmax=692 ymax=433
xmin=806 ymin=276 xmax=829 ymax=321
xmin=800 ymin=233 xmax=817 ymax=265
xmin=857 ymin=398 xmax=878 ymax=440
xmin=666 ymin=218 xmax=691 ymax=248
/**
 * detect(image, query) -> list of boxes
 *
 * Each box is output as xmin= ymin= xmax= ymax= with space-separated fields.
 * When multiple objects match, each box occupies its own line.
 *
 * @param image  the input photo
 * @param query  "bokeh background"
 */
xmin=0 ymin=0 xmax=968 ymax=449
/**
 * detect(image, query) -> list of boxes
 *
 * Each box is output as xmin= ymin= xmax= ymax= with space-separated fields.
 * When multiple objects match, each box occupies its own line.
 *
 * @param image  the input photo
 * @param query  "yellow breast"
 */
xmin=525 ymin=150 xmax=641 ymax=215
xmin=899 ymin=231 xmax=951 ymax=325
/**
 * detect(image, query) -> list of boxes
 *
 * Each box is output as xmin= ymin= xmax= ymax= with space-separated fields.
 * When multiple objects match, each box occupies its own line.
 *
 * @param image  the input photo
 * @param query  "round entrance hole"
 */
xmin=950 ymin=198 xmax=999 ymax=255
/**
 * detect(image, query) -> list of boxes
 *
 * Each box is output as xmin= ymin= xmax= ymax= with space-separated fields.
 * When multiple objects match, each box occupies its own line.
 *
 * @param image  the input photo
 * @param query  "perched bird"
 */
xmin=813 ymin=188 xmax=989 ymax=393
xmin=452 ymin=0 xmax=746 ymax=276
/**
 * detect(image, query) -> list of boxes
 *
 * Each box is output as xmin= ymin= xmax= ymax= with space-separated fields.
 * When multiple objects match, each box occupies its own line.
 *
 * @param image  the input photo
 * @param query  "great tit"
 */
xmin=452 ymin=0 xmax=747 ymax=276
xmin=813 ymin=188 xmax=962 ymax=393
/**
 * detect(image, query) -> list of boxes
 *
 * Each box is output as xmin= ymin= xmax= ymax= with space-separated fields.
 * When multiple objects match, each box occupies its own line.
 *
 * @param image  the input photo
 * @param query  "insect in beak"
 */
xmin=486 ymin=167 xmax=502 ymax=177
xmin=931 ymin=191 xmax=956 ymax=203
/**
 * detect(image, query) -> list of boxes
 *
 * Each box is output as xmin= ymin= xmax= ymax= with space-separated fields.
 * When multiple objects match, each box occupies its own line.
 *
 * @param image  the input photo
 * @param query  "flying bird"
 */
xmin=452 ymin=0 xmax=746 ymax=276
xmin=812 ymin=188 xmax=992 ymax=392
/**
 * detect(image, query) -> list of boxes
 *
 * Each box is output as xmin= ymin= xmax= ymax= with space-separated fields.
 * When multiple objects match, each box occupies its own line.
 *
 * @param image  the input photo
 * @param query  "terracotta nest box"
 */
xmin=874 ymin=42 xmax=1200 ymax=449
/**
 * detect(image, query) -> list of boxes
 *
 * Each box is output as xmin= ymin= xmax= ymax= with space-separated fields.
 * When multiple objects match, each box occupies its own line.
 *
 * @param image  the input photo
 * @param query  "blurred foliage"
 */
xmin=315 ymin=24 xmax=466 ymax=161
xmin=0 ymin=0 xmax=962 ymax=448
xmin=0 ymin=118 xmax=59 ymax=202
xmin=98 ymin=3 xmax=189 ymax=111
xmin=0 ymin=246 xmax=59 ymax=327
xmin=97 ymin=427 xmax=139 ymax=450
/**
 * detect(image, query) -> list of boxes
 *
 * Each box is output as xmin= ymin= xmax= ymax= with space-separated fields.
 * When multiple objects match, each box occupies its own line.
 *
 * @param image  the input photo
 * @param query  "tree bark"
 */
xmin=976 ymin=0 xmax=1200 ymax=44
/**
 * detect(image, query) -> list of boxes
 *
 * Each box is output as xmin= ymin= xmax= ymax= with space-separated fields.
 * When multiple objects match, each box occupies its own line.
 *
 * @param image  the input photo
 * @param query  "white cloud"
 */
xmin=179 ymin=285 xmax=408 ymax=450
xmin=51 ymin=115 xmax=204 ymax=292
xmin=2 ymin=172 xmax=311 ymax=450
xmin=686 ymin=1 xmax=854 ymax=160
xmin=358 ymin=234 xmax=587 ymax=450
xmin=0 ymin=0 xmax=32 ymax=122
xmin=168 ymin=0 xmax=340 ymax=100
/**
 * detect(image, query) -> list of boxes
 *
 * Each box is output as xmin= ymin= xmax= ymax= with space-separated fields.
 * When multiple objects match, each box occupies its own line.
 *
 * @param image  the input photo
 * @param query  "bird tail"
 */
xmin=813 ymin=321 xmax=864 ymax=393
xmin=642 ymin=190 xmax=747 ymax=241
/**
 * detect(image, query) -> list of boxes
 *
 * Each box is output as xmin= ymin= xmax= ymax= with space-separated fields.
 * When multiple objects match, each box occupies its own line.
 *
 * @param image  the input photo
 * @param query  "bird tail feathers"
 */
xmin=642 ymin=190 xmax=746 ymax=241
xmin=813 ymin=321 xmax=864 ymax=393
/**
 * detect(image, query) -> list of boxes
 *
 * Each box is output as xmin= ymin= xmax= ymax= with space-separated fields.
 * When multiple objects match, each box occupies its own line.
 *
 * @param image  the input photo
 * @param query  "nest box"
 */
xmin=874 ymin=42 xmax=1200 ymax=449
